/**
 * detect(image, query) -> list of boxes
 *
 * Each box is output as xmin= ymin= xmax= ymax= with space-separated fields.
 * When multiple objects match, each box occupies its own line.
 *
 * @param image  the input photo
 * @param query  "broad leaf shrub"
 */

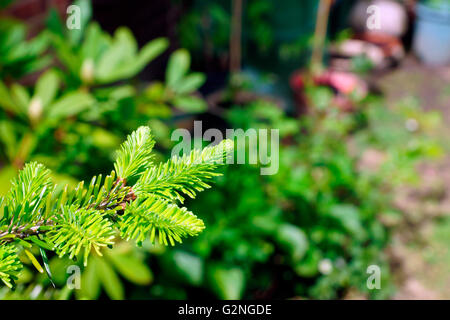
xmin=0 ymin=19 xmax=50 ymax=80
xmin=145 ymin=90 xmax=442 ymax=299
xmin=140 ymin=49 xmax=207 ymax=115
xmin=0 ymin=126 xmax=233 ymax=290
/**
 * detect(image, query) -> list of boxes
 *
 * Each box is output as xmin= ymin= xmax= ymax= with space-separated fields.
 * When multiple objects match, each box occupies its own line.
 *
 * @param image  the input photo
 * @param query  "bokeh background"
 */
xmin=0 ymin=0 xmax=450 ymax=299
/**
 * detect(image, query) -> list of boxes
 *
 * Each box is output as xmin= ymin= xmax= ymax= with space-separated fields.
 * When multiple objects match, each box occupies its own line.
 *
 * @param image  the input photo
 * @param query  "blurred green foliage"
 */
xmin=143 ymin=88 xmax=442 ymax=300
xmin=0 ymin=19 xmax=51 ymax=80
xmin=0 ymin=2 xmax=206 ymax=193
xmin=177 ymin=0 xmax=276 ymax=64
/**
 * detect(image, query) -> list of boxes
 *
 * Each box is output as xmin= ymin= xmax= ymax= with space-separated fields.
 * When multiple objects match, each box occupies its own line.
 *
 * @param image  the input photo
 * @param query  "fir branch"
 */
xmin=0 ymin=220 xmax=49 ymax=241
xmin=3 ymin=162 xmax=52 ymax=225
xmin=65 ymin=171 xmax=132 ymax=212
xmin=0 ymin=244 xmax=22 ymax=288
xmin=114 ymin=126 xmax=155 ymax=180
xmin=134 ymin=139 xmax=234 ymax=202
xmin=0 ymin=126 xmax=234 ymax=287
xmin=48 ymin=206 xmax=116 ymax=266
xmin=119 ymin=195 xmax=205 ymax=246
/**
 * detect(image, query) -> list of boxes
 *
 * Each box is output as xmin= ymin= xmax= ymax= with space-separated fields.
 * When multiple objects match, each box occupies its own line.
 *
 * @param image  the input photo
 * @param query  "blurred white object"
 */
xmin=350 ymin=0 xmax=409 ymax=37
xmin=318 ymin=259 xmax=333 ymax=275
xmin=405 ymin=118 xmax=419 ymax=132
xmin=413 ymin=2 xmax=450 ymax=66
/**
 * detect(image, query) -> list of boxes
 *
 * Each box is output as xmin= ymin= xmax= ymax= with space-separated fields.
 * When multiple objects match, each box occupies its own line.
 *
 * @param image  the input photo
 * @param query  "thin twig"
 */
xmin=0 ymin=220 xmax=51 ymax=241
xmin=310 ymin=0 xmax=333 ymax=74
xmin=229 ymin=0 xmax=243 ymax=73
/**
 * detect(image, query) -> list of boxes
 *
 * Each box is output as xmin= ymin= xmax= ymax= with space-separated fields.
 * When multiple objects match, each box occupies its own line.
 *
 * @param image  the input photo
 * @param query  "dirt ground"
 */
xmin=374 ymin=56 xmax=450 ymax=299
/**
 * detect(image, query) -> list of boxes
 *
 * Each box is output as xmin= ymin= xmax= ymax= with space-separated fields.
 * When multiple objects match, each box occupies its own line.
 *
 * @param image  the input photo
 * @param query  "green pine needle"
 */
xmin=119 ymin=195 xmax=205 ymax=246
xmin=114 ymin=126 xmax=155 ymax=180
xmin=47 ymin=206 xmax=116 ymax=266
xmin=134 ymin=139 xmax=234 ymax=202
xmin=0 ymin=244 xmax=22 ymax=288
xmin=4 ymin=162 xmax=51 ymax=225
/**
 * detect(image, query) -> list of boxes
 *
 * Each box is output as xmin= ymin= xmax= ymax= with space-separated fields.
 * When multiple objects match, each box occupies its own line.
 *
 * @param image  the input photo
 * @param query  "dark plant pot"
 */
xmin=413 ymin=2 xmax=450 ymax=66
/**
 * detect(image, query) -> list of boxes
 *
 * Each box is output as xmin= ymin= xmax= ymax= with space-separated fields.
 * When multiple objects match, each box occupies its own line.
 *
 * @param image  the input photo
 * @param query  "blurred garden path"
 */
xmin=376 ymin=56 xmax=450 ymax=124
xmin=373 ymin=56 xmax=450 ymax=299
